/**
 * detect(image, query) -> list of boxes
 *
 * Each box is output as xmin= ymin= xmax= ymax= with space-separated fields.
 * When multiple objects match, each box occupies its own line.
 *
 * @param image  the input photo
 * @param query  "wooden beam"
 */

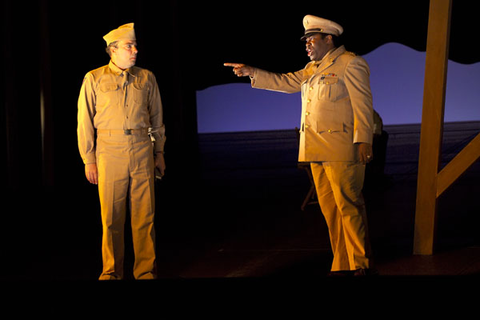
xmin=414 ymin=0 xmax=452 ymax=255
xmin=437 ymin=132 xmax=480 ymax=197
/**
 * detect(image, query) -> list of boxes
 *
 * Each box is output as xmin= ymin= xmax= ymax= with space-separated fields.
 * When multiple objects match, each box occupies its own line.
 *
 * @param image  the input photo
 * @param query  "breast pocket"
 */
xmin=131 ymin=82 xmax=147 ymax=105
xmin=97 ymin=83 xmax=120 ymax=107
xmin=318 ymin=76 xmax=347 ymax=102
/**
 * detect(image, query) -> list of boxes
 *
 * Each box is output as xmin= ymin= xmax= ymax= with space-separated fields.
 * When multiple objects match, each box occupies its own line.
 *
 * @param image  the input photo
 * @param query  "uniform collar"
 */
xmin=108 ymin=60 xmax=137 ymax=77
xmin=314 ymin=45 xmax=346 ymax=66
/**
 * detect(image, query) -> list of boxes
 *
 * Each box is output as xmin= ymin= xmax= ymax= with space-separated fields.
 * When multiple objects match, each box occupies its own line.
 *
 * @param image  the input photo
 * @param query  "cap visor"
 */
xmin=300 ymin=32 xmax=324 ymax=41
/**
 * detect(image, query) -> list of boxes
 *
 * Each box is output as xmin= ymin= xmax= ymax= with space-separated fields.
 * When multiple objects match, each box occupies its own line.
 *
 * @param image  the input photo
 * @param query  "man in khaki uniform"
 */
xmin=225 ymin=15 xmax=374 ymax=275
xmin=77 ymin=23 xmax=166 ymax=280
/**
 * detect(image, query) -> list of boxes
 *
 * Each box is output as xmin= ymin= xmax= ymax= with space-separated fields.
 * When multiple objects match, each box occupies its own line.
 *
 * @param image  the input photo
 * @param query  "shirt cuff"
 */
xmin=353 ymin=130 xmax=373 ymax=145
xmin=82 ymin=153 xmax=96 ymax=165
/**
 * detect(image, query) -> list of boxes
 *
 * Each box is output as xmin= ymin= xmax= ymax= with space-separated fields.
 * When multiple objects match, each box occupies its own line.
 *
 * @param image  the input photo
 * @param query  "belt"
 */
xmin=97 ymin=128 xmax=149 ymax=136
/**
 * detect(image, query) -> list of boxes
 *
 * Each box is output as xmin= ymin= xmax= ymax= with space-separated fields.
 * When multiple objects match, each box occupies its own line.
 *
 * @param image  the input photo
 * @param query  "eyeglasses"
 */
xmin=119 ymin=42 xmax=138 ymax=52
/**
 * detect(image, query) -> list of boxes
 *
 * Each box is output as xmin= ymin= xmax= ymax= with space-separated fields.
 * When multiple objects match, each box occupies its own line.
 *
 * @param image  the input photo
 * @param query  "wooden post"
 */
xmin=414 ymin=0 xmax=452 ymax=255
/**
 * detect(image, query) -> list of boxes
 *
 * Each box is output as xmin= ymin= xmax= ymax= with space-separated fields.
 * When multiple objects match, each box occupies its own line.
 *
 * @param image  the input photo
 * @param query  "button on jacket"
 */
xmin=251 ymin=45 xmax=373 ymax=162
xmin=78 ymin=60 xmax=166 ymax=164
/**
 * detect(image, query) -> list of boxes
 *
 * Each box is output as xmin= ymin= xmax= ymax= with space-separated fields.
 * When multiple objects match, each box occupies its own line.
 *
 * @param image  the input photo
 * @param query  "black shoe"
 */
xmin=353 ymin=268 xmax=379 ymax=276
xmin=327 ymin=270 xmax=354 ymax=277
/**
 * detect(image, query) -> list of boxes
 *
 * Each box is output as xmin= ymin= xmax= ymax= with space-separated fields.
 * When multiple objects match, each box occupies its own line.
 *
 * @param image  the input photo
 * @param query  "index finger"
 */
xmin=224 ymin=63 xmax=243 ymax=68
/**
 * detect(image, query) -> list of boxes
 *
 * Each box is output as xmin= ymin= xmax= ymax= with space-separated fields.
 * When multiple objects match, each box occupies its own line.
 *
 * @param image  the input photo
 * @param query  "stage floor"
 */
xmin=2 ymin=122 xmax=480 ymax=281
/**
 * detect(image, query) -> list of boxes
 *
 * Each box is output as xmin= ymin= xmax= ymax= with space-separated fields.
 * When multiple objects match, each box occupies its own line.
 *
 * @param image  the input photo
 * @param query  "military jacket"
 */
xmin=252 ymin=46 xmax=373 ymax=162
xmin=77 ymin=61 xmax=166 ymax=164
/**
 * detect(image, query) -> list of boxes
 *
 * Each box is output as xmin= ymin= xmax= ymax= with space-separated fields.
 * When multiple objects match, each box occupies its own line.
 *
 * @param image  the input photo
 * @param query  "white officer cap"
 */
xmin=103 ymin=23 xmax=136 ymax=45
xmin=300 ymin=15 xmax=343 ymax=40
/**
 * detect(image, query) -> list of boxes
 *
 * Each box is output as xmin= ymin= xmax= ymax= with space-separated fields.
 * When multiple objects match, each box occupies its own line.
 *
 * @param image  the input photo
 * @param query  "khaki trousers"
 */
xmin=310 ymin=162 xmax=371 ymax=271
xmin=96 ymin=131 xmax=156 ymax=280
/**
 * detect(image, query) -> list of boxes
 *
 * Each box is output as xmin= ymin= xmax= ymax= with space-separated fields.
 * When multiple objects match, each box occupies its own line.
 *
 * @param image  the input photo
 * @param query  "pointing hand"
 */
xmin=224 ymin=63 xmax=256 ymax=77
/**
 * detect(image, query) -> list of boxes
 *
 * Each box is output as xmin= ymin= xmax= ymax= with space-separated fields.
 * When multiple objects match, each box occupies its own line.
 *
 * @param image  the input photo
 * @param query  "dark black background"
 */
xmin=1 ymin=0 xmax=478 ymax=280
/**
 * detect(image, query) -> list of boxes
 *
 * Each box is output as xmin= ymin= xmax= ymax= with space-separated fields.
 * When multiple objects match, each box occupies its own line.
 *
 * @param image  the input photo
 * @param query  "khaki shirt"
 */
xmin=252 ymin=46 xmax=373 ymax=162
xmin=77 ymin=61 xmax=166 ymax=164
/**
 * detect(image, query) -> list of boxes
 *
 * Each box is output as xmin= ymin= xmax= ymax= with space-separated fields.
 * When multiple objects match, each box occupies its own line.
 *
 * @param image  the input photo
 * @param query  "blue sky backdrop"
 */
xmin=197 ymin=43 xmax=480 ymax=133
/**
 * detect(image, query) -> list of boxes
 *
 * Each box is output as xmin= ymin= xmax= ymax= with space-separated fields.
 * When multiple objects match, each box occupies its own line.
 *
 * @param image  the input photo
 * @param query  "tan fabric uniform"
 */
xmin=251 ymin=45 xmax=373 ymax=271
xmin=78 ymin=60 xmax=165 ymax=280
xmin=310 ymin=162 xmax=370 ymax=271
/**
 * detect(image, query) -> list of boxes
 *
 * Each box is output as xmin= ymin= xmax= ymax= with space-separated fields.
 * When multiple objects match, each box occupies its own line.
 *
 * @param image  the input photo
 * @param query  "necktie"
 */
xmin=122 ymin=71 xmax=129 ymax=89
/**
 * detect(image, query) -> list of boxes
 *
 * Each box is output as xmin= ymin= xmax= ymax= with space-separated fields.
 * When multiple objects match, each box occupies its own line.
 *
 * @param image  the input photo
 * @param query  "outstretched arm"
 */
xmin=224 ymin=63 xmax=303 ymax=94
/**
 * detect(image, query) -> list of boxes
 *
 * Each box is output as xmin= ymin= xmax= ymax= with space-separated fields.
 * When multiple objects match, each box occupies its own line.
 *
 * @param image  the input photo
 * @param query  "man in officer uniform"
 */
xmin=225 ymin=15 xmax=374 ymax=275
xmin=78 ymin=23 xmax=166 ymax=280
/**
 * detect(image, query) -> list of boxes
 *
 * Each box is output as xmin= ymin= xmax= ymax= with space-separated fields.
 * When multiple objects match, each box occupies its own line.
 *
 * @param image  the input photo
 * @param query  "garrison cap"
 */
xmin=103 ymin=23 xmax=136 ymax=45
xmin=300 ymin=15 xmax=343 ymax=40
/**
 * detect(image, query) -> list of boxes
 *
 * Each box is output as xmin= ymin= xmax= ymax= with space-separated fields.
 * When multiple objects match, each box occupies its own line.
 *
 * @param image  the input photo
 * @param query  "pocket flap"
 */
xmin=316 ymin=120 xmax=344 ymax=133
xmin=99 ymin=83 xmax=119 ymax=92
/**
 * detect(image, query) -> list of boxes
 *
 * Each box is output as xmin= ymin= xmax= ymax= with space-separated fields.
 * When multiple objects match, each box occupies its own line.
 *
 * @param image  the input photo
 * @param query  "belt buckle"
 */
xmin=124 ymin=129 xmax=132 ymax=135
